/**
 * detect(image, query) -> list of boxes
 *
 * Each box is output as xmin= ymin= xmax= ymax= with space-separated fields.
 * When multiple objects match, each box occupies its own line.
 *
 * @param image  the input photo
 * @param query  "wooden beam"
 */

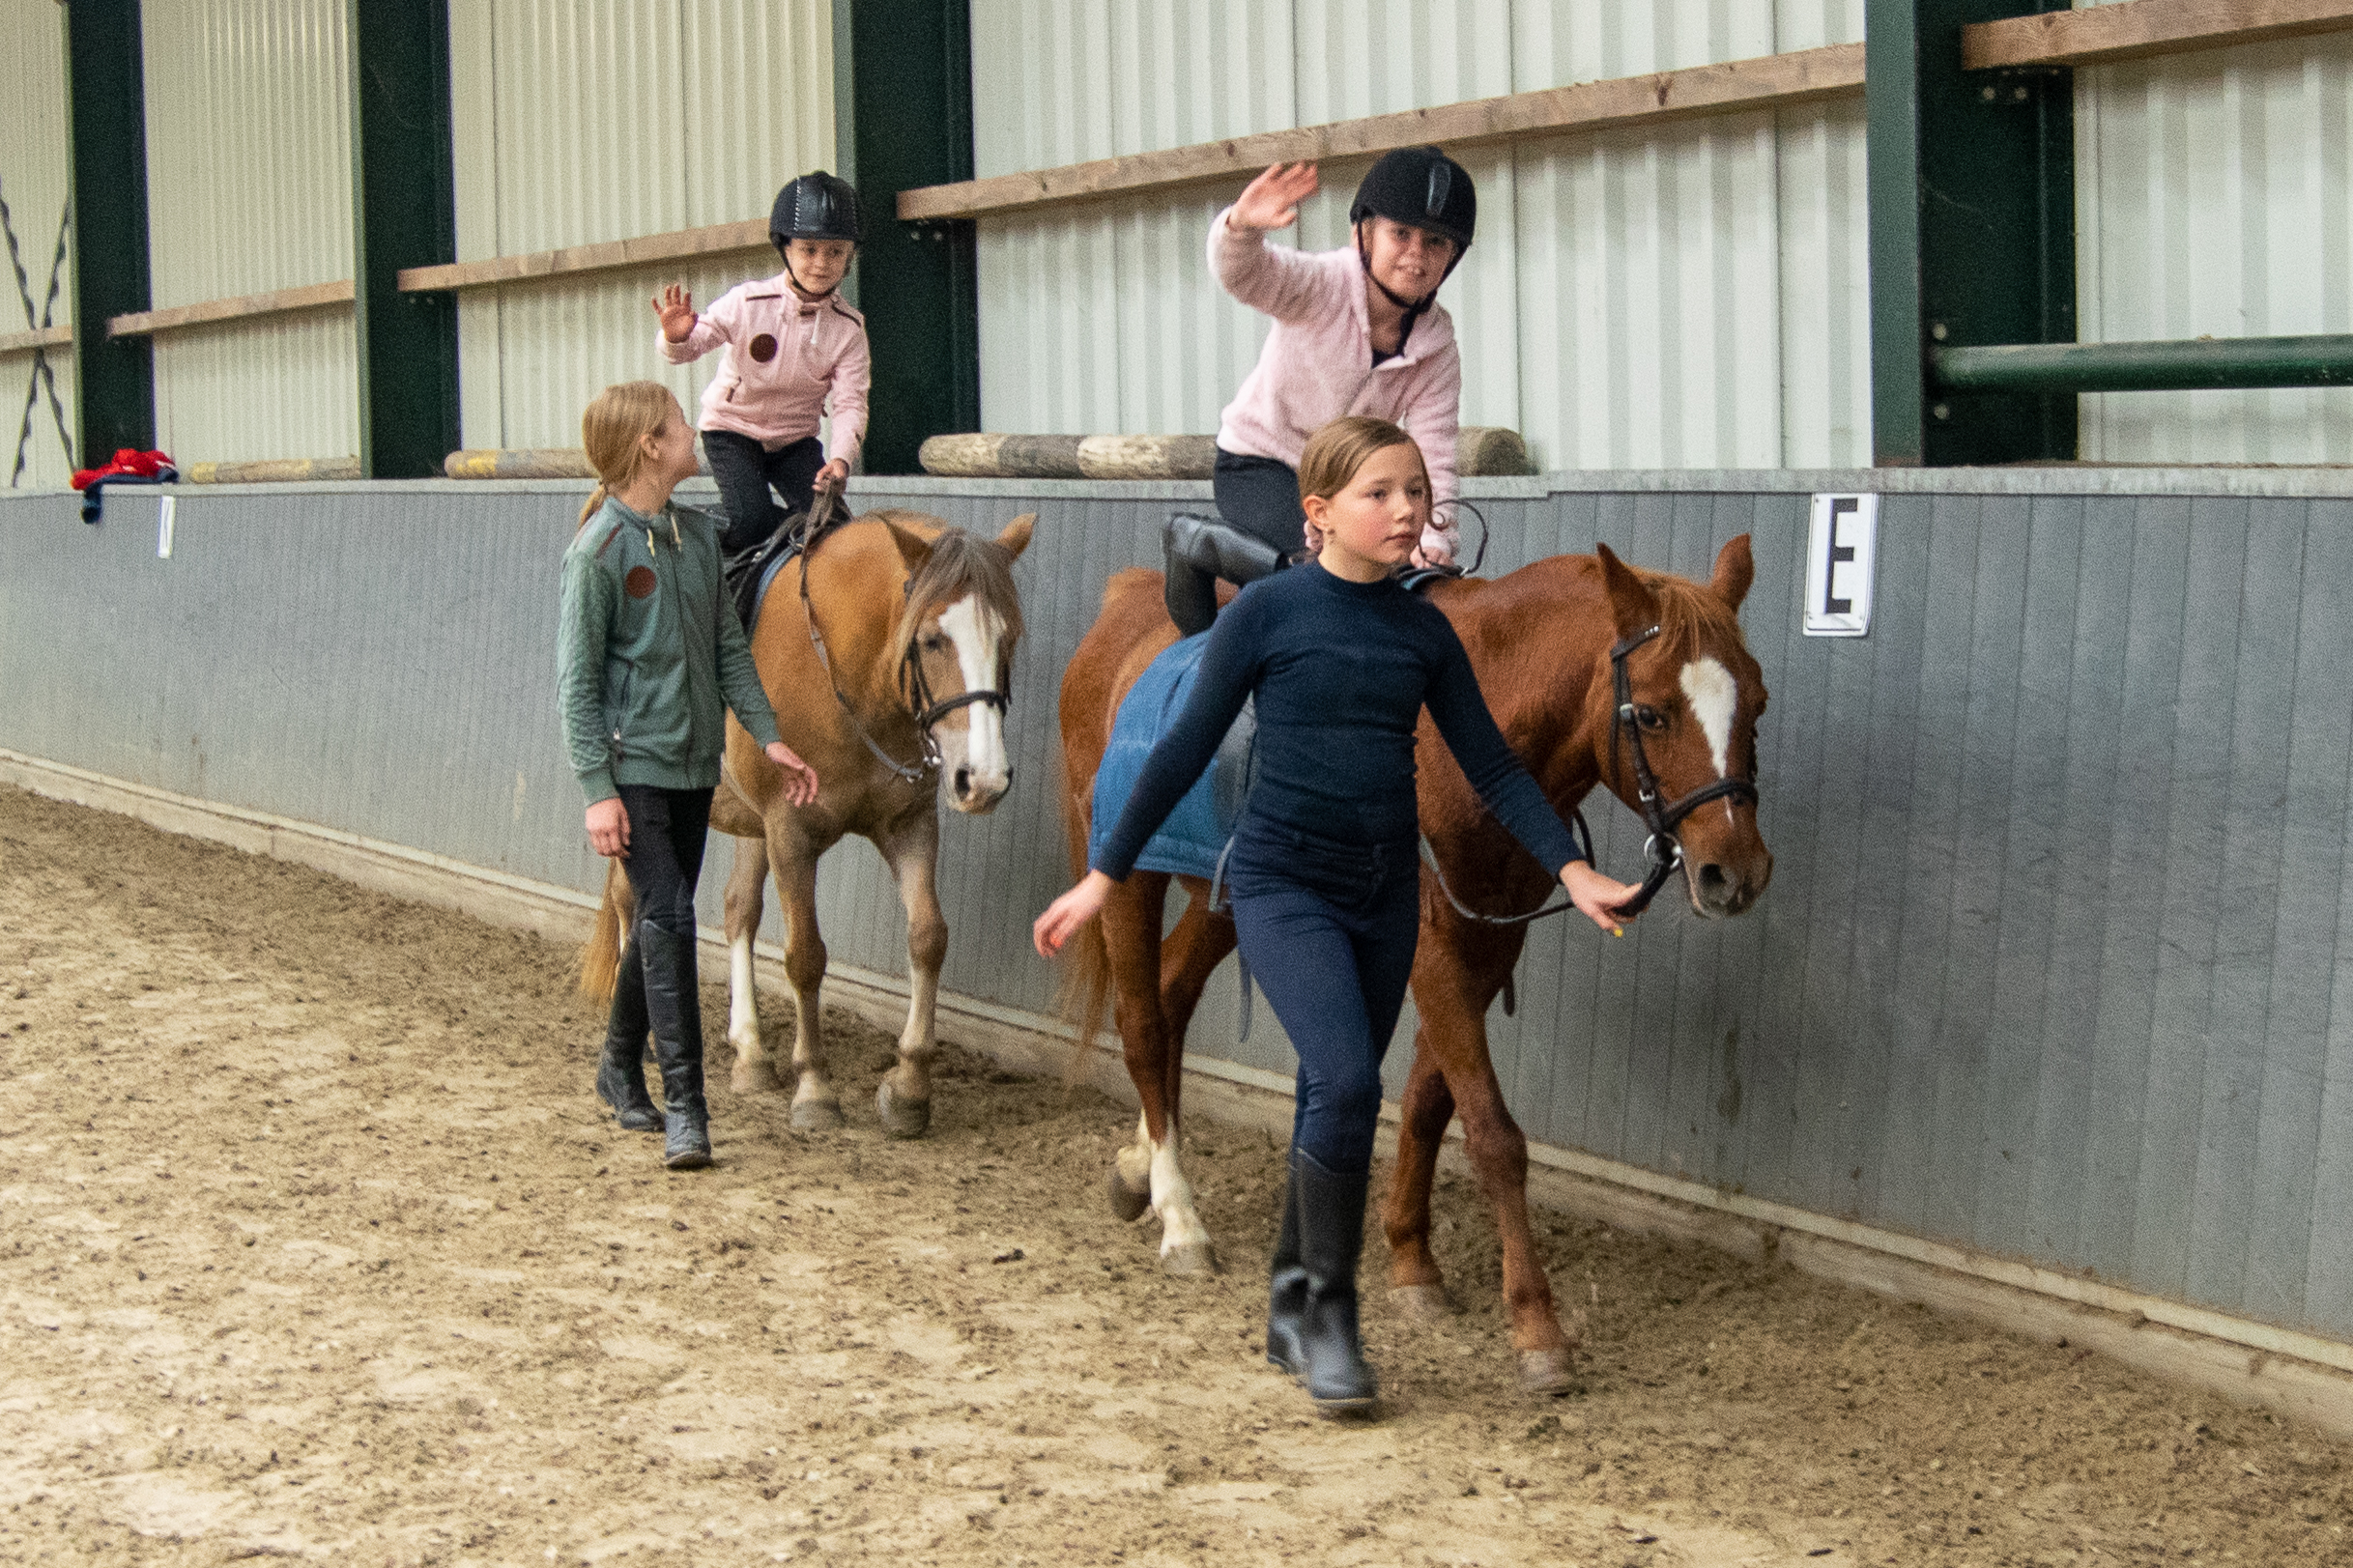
xmin=106 ymin=279 xmax=355 ymax=340
xmin=898 ymin=43 xmax=1865 ymax=223
xmin=0 ymin=326 xmax=73 ymax=354
xmin=1963 ymin=0 xmax=2353 ymax=70
xmin=395 ymin=219 xmax=771 ymax=294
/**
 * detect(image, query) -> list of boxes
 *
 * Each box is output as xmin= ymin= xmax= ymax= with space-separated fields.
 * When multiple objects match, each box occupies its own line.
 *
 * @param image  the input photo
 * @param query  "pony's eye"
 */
xmin=1636 ymin=706 xmax=1668 ymax=732
xmin=922 ymin=634 xmax=948 ymax=654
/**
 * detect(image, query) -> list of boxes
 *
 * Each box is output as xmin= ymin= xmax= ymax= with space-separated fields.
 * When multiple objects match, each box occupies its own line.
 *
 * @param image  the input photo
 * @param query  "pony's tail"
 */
xmin=578 ymin=860 xmax=631 ymax=1001
xmin=1053 ymin=913 xmax=1112 ymax=1093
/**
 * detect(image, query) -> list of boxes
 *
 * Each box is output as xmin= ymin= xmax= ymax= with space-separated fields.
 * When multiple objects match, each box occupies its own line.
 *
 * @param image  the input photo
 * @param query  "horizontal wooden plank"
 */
xmin=899 ymin=43 xmax=1864 ymax=223
xmin=186 ymin=457 xmax=361 ymax=484
xmin=396 ymin=219 xmax=772 ymax=294
xmin=106 ymin=279 xmax=355 ymax=340
xmin=0 ymin=325 xmax=72 ymax=354
xmin=1963 ymin=0 xmax=2353 ymax=70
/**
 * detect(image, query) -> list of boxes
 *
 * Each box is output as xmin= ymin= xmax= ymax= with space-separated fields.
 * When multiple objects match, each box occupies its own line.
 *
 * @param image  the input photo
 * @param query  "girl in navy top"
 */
xmin=1035 ymin=416 xmax=1638 ymax=1415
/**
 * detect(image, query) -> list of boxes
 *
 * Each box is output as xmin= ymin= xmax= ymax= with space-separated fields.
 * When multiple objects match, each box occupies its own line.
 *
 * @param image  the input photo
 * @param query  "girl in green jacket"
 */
xmin=559 ymin=382 xmax=818 ymax=1169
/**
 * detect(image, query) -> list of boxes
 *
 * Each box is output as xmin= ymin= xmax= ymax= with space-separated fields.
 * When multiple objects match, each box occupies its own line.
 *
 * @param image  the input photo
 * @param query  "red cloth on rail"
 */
xmin=71 ymin=448 xmax=177 ymax=491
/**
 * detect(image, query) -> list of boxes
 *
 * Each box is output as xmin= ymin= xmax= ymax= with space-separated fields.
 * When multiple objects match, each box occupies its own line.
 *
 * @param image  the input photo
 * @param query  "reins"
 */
xmin=794 ymin=476 xmax=1012 ymax=786
xmin=1420 ymin=621 xmax=1760 ymax=928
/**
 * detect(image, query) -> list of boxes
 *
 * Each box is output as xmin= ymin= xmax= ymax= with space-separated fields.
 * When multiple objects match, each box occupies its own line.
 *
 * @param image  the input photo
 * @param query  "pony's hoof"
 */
xmin=875 ymin=1081 xmax=931 ymax=1140
xmin=790 ymin=1098 xmax=844 ymax=1131
xmin=1106 ymin=1166 xmax=1152 ymax=1223
xmin=732 ymin=1057 xmax=786 ymax=1096
xmin=1390 ymin=1283 xmax=1458 ymax=1321
xmin=1517 ymin=1345 xmax=1580 ymax=1396
xmin=1160 ymin=1240 xmax=1220 ymax=1277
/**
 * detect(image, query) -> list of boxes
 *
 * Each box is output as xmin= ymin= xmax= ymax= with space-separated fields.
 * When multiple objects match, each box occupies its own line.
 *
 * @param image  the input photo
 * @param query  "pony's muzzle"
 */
xmin=1689 ymin=850 xmax=1771 ymax=918
xmin=947 ymin=761 xmax=1011 ymax=813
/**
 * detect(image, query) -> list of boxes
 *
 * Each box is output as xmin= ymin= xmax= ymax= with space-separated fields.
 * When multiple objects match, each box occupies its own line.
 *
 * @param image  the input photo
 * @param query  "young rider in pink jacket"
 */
xmin=652 ymin=173 xmax=873 ymax=557
xmin=1164 ymin=146 xmax=1476 ymax=635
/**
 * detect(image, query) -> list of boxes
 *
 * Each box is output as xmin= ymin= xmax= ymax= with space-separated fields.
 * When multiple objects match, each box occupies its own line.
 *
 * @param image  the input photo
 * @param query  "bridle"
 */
xmin=795 ymin=478 xmax=1012 ymax=786
xmin=1420 ymin=621 xmax=1759 ymax=927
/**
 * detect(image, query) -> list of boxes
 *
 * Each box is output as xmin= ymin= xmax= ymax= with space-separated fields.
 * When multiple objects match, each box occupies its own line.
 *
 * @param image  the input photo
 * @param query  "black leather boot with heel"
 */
xmin=1162 ymin=512 xmax=1285 ymax=637
xmin=594 ymin=929 xmax=662 ymax=1133
xmin=637 ymin=925 xmax=712 ymax=1170
xmin=1292 ymin=1148 xmax=1379 ymax=1414
xmin=1265 ymin=1159 xmax=1308 ymax=1378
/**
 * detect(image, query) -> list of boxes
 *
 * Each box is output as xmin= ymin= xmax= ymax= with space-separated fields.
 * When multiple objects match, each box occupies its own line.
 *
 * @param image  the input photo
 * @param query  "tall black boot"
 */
xmin=1163 ymin=512 xmax=1283 ymax=637
xmin=1266 ymin=1160 xmax=1307 ymax=1377
xmin=1293 ymin=1148 xmax=1378 ymax=1413
xmin=638 ymin=925 xmax=713 ymax=1170
xmin=594 ymin=929 xmax=661 ymax=1132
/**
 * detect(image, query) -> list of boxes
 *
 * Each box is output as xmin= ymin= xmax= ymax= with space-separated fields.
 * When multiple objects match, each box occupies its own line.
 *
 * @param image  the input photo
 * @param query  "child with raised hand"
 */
xmin=652 ymin=171 xmax=872 ymax=557
xmin=560 ymin=382 xmax=819 ymax=1171
xmin=1163 ymin=147 xmax=1477 ymax=635
xmin=1037 ymin=417 xmax=1639 ymax=1416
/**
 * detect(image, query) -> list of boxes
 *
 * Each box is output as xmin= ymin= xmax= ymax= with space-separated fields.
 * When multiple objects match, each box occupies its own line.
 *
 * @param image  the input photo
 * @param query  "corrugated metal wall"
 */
xmin=9 ymin=467 xmax=2353 ymax=1347
xmin=140 ymin=0 xmax=359 ymax=466
xmin=446 ymin=0 xmax=836 ymax=452
xmin=968 ymin=0 xmax=1870 ymax=470
xmin=2075 ymin=15 xmax=2353 ymax=463
xmin=0 ymin=0 xmax=77 ymax=491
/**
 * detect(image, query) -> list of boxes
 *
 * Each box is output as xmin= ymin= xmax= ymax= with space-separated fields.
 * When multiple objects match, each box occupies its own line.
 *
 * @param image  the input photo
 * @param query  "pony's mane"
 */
xmin=888 ymin=522 xmax=1025 ymax=671
xmin=1629 ymin=563 xmax=1745 ymax=665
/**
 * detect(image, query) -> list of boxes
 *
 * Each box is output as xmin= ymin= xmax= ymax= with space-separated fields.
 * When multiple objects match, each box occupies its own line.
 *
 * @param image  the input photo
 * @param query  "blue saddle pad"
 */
xmin=747 ymin=547 xmax=796 ymax=636
xmin=1089 ymin=634 xmax=1255 ymax=882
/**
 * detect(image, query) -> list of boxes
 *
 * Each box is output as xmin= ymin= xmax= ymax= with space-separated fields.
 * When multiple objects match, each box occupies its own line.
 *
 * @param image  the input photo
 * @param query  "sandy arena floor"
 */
xmin=0 ymin=784 xmax=2345 ymax=1566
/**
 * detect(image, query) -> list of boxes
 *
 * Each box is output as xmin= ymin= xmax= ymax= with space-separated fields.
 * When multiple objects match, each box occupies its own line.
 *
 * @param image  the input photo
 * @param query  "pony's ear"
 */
xmin=1595 ymin=543 xmax=1659 ymax=641
xmin=883 ymin=519 xmax=934 ymax=575
xmin=1710 ymin=533 xmax=1754 ymax=612
xmin=995 ymin=513 xmax=1036 ymax=560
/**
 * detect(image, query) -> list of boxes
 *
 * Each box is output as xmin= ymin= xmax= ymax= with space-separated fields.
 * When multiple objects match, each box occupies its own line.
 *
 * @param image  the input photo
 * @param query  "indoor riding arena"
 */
xmin=6 ymin=2 xmax=2353 ymax=1565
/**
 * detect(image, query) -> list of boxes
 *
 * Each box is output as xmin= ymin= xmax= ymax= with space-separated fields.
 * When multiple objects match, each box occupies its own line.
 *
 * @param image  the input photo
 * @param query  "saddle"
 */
xmin=723 ymin=479 xmax=850 ymax=636
xmin=1086 ymin=634 xmax=1259 ymax=884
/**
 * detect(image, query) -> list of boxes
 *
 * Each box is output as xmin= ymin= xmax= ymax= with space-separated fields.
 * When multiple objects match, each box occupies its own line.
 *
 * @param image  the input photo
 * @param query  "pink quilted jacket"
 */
xmin=657 ymin=272 xmax=871 ymax=465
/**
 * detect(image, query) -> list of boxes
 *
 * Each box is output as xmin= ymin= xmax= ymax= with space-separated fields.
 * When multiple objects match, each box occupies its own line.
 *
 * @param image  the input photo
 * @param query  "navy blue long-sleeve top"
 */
xmin=1092 ymin=562 xmax=1583 ymax=881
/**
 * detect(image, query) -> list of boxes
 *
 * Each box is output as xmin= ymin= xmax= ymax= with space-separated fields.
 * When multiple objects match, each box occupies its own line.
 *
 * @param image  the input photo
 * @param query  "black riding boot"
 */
xmin=1266 ymin=1159 xmax=1308 ymax=1377
xmin=594 ymin=929 xmax=661 ymax=1132
xmin=1293 ymin=1148 xmax=1379 ymax=1413
xmin=637 ymin=925 xmax=713 ymax=1170
xmin=1163 ymin=512 xmax=1284 ymax=637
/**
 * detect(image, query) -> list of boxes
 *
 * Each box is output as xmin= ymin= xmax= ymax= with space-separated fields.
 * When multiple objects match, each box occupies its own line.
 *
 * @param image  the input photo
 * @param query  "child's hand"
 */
xmin=1033 ymin=871 xmax=1114 ymax=959
xmin=764 ymin=741 xmax=819 ymax=807
xmin=652 ymin=284 xmax=697 ymax=343
xmin=1562 ymin=859 xmax=1641 ymax=937
xmin=816 ymin=457 xmax=849 ymax=489
xmin=1232 ymin=162 xmax=1317 ymax=232
xmin=587 ymin=797 xmax=630 ymax=860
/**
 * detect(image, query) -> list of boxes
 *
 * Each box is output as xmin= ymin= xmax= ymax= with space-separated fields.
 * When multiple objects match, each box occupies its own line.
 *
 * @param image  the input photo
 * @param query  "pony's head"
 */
xmin=1591 ymin=536 xmax=1772 ymax=918
xmin=882 ymin=513 xmax=1035 ymax=813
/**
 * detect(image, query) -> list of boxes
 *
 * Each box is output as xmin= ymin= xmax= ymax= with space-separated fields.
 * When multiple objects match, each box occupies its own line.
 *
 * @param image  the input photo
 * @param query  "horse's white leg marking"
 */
xmin=1116 ymin=1111 xmax=1154 ymax=1192
xmin=937 ymin=595 xmax=1009 ymax=797
xmin=1148 ymin=1122 xmax=1213 ymax=1264
xmin=727 ymin=932 xmax=760 ymax=1060
xmin=1680 ymin=655 xmax=1738 ymax=824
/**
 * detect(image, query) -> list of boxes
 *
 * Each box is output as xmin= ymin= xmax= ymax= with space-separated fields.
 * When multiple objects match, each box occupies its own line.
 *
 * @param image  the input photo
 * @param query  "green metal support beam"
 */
xmin=1869 ymin=0 xmax=2077 ymax=467
xmin=839 ymin=0 xmax=977 ymax=476
xmin=1936 ymin=334 xmax=2353 ymax=394
xmin=62 ymin=0 xmax=154 ymax=465
xmin=348 ymin=0 xmax=459 ymax=479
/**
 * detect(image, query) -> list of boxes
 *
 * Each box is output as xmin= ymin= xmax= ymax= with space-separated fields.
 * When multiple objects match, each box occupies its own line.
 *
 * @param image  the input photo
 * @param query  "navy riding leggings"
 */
xmin=1212 ymin=446 xmax=1307 ymax=557
xmin=1225 ymin=824 xmax=1422 ymax=1177
xmin=703 ymin=429 xmax=826 ymax=556
xmin=615 ymin=784 xmax=714 ymax=938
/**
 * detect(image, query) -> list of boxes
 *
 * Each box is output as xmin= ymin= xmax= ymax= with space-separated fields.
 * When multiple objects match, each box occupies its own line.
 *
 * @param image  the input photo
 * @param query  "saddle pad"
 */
xmin=1088 ymin=634 xmax=1256 ymax=882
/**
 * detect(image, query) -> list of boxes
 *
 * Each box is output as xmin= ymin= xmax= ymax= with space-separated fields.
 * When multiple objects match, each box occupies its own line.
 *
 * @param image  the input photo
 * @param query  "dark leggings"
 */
xmin=615 ymin=784 xmax=714 ymax=937
xmin=703 ymin=429 xmax=826 ymax=556
xmin=1213 ymin=446 xmax=1307 ymax=557
xmin=1225 ymin=825 xmax=1422 ymax=1177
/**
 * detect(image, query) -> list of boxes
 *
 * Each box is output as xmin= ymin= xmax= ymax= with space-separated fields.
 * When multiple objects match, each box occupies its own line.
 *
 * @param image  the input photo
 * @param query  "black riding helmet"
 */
xmin=772 ymin=171 xmax=863 ymax=249
xmin=1348 ymin=146 xmax=1476 ymax=303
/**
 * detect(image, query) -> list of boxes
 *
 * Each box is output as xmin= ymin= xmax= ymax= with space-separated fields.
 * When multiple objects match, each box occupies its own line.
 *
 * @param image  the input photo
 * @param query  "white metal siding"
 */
xmin=447 ymin=0 xmax=835 ymax=452
xmin=0 ymin=0 xmax=78 ymax=490
xmin=967 ymin=0 xmax=1870 ymax=470
xmin=140 ymin=0 xmax=358 ymax=465
xmin=2076 ymin=26 xmax=2353 ymax=463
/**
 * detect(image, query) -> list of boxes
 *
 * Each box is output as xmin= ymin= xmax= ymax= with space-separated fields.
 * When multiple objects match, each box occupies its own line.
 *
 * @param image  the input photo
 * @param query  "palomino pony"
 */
xmin=584 ymin=506 xmax=1032 ymax=1139
xmin=1056 ymin=537 xmax=1770 ymax=1391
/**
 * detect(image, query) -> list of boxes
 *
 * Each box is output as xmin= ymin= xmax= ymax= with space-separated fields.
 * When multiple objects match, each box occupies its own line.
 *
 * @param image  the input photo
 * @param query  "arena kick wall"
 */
xmin=8 ymin=471 xmax=2353 ymax=1377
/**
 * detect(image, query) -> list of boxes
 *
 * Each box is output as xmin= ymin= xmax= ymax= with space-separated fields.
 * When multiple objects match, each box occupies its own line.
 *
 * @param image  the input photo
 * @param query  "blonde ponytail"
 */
xmin=576 ymin=381 xmax=678 ymax=530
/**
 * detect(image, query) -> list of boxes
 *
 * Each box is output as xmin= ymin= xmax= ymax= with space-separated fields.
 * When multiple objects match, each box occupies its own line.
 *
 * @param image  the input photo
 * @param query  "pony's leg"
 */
xmin=873 ymin=809 xmax=946 ymax=1140
xmin=767 ymin=820 xmax=842 ymax=1131
xmin=721 ymin=836 xmax=784 ymax=1095
xmin=1445 ymin=1048 xmax=1577 ymax=1393
xmin=1103 ymin=875 xmax=1217 ymax=1275
xmin=1383 ymin=1034 xmax=1460 ymax=1320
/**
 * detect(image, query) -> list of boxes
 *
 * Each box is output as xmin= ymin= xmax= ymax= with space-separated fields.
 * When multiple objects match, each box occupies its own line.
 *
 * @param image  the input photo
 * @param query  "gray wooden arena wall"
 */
xmin=5 ymin=469 xmax=2352 ymax=1350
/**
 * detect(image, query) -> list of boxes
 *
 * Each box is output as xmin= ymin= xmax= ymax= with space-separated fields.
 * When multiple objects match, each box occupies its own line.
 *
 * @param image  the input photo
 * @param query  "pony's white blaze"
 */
xmin=1680 ymin=656 xmax=1738 ymax=821
xmin=936 ymin=594 xmax=1008 ymax=791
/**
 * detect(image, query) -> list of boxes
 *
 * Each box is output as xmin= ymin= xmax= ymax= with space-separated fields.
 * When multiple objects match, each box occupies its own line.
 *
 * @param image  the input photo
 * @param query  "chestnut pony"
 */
xmin=1056 ymin=537 xmax=1771 ymax=1392
xmin=584 ymin=506 xmax=1033 ymax=1139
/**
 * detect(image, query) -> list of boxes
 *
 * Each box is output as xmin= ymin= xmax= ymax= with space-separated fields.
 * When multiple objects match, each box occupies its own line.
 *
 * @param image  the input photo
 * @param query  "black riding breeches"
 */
xmin=703 ymin=429 xmax=826 ymax=556
xmin=614 ymin=784 xmax=714 ymax=938
xmin=1212 ymin=447 xmax=1307 ymax=557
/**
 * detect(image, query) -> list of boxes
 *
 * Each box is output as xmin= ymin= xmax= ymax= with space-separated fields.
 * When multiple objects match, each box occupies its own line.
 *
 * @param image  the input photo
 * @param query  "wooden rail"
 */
xmin=396 ymin=219 xmax=771 ymax=294
xmin=897 ymin=43 xmax=1865 ymax=223
xmin=105 ymin=279 xmax=355 ymax=340
xmin=1962 ymin=0 xmax=2353 ymax=70
xmin=0 ymin=325 xmax=72 ymax=354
